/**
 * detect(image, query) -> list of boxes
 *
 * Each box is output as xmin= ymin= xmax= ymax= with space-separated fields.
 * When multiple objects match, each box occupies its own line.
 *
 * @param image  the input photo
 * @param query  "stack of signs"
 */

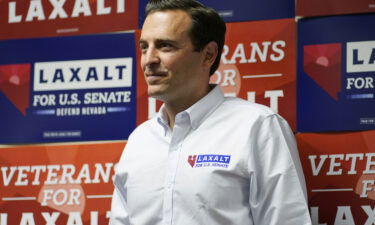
xmin=0 ymin=33 xmax=137 ymax=144
xmin=297 ymin=14 xmax=375 ymax=132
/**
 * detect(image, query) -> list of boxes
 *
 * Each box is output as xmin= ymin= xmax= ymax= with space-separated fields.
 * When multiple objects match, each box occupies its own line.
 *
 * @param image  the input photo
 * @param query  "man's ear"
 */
xmin=203 ymin=41 xmax=218 ymax=68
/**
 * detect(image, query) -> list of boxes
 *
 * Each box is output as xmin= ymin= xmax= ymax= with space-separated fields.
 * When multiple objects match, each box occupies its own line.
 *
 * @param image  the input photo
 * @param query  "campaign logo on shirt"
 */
xmin=188 ymin=154 xmax=231 ymax=168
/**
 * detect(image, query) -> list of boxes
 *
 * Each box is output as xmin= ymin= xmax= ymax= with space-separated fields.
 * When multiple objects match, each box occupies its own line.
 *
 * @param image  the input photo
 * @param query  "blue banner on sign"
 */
xmin=138 ymin=0 xmax=295 ymax=28
xmin=297 ymin=14 xmax=375 ymax=132
xmin=0 ymin=33 xmax=137 ymax=144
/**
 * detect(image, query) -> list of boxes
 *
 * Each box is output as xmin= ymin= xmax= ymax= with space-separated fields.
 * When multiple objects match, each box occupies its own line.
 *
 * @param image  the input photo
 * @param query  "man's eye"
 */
xmin=161 ymin=43 xmax=171 ymax=47
xmin=139 ymin=45 xmax=148 ymax=53
xmin=159 ymin=43 xmax=174 ymax=50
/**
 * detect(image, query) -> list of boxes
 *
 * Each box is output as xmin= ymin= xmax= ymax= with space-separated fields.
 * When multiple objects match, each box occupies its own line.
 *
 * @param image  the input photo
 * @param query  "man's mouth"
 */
xmin=145 ymin=72 xmax=168 ymax=84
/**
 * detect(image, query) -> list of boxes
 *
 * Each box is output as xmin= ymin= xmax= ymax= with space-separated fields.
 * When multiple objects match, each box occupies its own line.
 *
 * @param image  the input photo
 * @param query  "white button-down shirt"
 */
xmin=110 ymin=86 xmax=312 ymax=225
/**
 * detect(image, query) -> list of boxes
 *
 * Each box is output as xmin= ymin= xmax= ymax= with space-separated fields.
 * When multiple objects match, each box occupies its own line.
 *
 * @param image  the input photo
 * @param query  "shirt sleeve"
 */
xmin=109 ymin=156 xmax=131 ymax=225
xmin=248 ymin=114 xmax=312 ymax=225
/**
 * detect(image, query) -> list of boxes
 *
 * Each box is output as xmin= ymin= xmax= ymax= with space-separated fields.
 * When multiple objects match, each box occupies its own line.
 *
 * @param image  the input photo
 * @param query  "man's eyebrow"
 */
xmin=139 ymin=39 xmax=147 ymax=45
xmin=155 ymin=39 xmax=178 ymax=44
xmin=139 ymin=38 xmax=180 ymax=45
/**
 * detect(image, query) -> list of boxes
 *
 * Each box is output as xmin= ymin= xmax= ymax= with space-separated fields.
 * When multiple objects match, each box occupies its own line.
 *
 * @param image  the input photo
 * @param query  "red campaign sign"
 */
xmin=136 ymin=19 xmax=297 ymax=130
xmin=297 ymin=131 xmax=375 ymax=225
xmin=214 ymin=19 xmax=297 ymax=130
xmin=0 ymin=0 xmax=138 ymax=40
xmin=296 ymin=0 xmax=375 ymax=17
xmin=0 ymin=141 xmax=125 ymax=224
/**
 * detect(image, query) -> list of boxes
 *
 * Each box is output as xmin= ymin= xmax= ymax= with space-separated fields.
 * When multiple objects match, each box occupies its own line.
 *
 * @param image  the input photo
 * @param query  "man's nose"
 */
xmin=143 ymin=47 xmax=160 ymax=67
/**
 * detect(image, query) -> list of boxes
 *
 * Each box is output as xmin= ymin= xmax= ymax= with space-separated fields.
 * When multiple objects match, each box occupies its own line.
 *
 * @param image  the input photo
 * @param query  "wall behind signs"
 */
xmin=0 ymin=0 xmax=374 ymax=224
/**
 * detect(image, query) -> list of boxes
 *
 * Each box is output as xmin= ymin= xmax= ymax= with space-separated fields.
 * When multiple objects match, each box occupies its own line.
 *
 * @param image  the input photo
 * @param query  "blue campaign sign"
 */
xmin=0 ymin=33 xmax=137 ymax=144
xmin=297 ymin=14 xmax=375 ymax=132
xmin=138 ymin=0 xmax=295 ymax=28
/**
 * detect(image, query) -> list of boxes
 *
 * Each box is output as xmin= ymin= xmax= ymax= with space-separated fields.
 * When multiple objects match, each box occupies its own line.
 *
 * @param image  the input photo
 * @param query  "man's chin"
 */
xmin=147 ymin=88 xmax=166 ymax=100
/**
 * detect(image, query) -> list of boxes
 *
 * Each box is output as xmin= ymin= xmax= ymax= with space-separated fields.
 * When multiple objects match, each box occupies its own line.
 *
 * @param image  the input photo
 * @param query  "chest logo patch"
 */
xmin=188 ymin=154 xmax=231 ymax=168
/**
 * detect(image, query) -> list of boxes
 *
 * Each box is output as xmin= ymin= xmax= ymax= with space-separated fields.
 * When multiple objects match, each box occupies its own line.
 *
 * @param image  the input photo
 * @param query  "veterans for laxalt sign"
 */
xmin=297 ymin=131 xmax=375 ymax=225
xmin=0 ymin=141 xmax=125 ymax=225
xmin=212 ymin=18 xmax=297 ymax=130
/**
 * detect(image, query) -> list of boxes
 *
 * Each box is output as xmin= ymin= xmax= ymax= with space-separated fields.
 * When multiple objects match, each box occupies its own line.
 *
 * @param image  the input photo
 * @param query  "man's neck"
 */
xmin=163 ymin=85 xmax=211 ymax=128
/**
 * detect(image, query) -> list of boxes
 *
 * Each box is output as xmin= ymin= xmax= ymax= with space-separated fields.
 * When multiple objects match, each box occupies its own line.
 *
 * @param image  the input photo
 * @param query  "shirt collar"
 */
xmin=157 ymin=85 xmax=225 ymax=132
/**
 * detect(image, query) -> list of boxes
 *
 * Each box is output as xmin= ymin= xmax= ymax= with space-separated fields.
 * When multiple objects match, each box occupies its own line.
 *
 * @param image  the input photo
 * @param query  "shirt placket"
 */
xmin=162 ymin=112 xmax=190 ymax=225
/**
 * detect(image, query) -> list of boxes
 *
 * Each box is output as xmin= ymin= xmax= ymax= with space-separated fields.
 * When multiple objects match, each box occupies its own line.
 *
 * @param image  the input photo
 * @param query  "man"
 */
xmin=110 ymin=0 xmax=312 ymax=224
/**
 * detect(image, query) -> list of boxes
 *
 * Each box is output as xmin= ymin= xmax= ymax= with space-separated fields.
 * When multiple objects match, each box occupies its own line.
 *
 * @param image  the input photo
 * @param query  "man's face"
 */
xmin=139 ymin=10 xmax=208 ymax=103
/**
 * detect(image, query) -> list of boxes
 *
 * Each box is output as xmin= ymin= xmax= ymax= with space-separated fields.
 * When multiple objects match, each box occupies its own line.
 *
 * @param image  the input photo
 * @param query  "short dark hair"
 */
xmin=145 ymin=0 xmax=226 ymax=75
